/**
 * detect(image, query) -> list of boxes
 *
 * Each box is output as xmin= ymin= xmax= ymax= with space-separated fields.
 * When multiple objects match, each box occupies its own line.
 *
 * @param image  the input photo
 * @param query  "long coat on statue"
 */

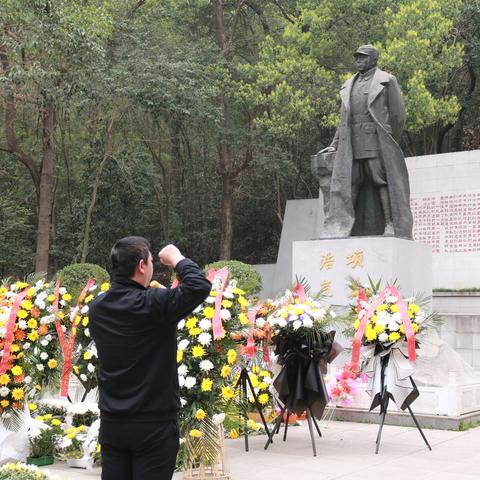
xmin=323 ymin=68 xmax=413 ymax=239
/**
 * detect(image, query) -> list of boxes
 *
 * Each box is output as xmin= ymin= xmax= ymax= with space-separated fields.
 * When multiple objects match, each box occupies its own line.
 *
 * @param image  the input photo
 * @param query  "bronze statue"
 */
xmin=316 ymin=45 xmax=413 ymax=239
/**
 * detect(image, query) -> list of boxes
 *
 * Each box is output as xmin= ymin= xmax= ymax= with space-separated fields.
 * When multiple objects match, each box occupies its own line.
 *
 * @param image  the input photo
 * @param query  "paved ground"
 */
xmin=44 ymin=420 xmax=480 ymax=479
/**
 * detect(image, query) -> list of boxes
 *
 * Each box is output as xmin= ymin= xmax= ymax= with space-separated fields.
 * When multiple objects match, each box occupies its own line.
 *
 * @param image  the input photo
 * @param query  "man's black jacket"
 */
xmin=89 ymin=258 xmax=211 ymax=422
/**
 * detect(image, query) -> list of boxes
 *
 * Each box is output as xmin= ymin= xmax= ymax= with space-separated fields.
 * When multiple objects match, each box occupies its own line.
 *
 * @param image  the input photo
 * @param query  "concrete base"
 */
xmin=328 ymin=407 xmax=480 ymax=431
xmin=292 ymin=236 xmax=432 ymax=307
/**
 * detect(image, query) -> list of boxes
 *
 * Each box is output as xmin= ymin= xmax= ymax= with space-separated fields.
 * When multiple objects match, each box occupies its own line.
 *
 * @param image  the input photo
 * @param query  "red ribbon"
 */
xmin=208 ymin=267 xmax=229 ymax=340
xmin=0 ymin=287 xmax=29 ymax=375
xmin=246 ymin=308 xmax=258 ymax=359
xmin=54 ymin=278 xmax=95 ymax=397
xmin=351 ymin=286 xmax=417 ymax=370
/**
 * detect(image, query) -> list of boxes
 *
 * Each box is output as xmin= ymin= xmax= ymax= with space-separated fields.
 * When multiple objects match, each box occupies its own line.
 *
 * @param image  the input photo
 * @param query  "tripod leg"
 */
xmin=309 ymin=409 xmax=322 ymax=438
xmin=242 ymin=373 xmax=249 ymax=452
xmin=407 ymin=406 xmax=432 ymax=451
xmin=375 ymin=409 xmax=387 ymax=454
xmin=283 ymin=412 xmax=290 ymax=441
xmin=245 ymin=371 xmax=271 ymax=437
xmin=264 ymin=405 xmax=285 ymax=450
xmin=306 ymin=410 xmax=317 ymax=457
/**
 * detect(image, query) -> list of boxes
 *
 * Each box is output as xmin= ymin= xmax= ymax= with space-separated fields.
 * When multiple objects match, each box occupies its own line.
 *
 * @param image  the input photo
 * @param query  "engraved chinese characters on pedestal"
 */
xmin=312 ymin=45 xmax=413 ymax=239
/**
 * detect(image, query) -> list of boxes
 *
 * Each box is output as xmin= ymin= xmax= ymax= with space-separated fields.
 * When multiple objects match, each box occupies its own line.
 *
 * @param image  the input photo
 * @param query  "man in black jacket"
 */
xmin=90 ymin=237 xmax=211 ymax=480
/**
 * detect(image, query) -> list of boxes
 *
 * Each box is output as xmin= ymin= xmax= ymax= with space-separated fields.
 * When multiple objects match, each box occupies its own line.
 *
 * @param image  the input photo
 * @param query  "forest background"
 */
xmin=1 ymin=0 xmax=479 ymax=279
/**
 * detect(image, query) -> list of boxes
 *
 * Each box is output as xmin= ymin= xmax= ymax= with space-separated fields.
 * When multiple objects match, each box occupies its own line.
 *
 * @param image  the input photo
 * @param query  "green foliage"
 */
xmin=56 ymin=263 xmax=109 ymax=300
xmin=204 ymin=260 xmax=262 ymax=296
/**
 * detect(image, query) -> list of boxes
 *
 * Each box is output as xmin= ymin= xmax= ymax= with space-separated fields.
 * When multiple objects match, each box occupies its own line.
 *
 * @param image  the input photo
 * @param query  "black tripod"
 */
xmin=263 ymin=403 xmax=322 ymax=456
xmin=234 ymin=367 xmax=272 ymax=451
xmin=375 ymin=354 xmax=432 ymax=454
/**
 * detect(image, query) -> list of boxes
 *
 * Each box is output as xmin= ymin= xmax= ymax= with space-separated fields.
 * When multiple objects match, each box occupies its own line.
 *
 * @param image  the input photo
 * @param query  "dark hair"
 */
xmin=111 ymin=236 xmax=151 ymax=278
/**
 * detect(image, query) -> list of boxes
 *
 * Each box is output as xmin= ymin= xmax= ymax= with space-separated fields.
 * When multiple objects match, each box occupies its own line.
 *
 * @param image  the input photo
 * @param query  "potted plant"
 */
xmin=27 ymin=420 xmax=61 ymax=466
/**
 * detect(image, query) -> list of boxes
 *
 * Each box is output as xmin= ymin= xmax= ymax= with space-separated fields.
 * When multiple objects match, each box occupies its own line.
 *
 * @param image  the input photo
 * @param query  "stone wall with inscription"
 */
xmin=406 ymin=150 xmax=480 ymax=289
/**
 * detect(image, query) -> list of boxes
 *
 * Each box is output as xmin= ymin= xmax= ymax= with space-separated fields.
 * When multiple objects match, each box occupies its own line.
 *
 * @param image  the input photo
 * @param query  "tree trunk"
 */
xmin=219 ymin=173 xmax=234 ymax=260
xmin=81 ymin=118 xmax=115 ymax=263
xmin=35 ymin=103 xmax=55 ymax=273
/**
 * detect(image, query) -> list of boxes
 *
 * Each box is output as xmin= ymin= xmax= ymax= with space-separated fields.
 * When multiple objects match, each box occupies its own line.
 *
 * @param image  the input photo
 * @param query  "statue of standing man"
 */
xmin=318 ymin=45 xmax=413 ymax=239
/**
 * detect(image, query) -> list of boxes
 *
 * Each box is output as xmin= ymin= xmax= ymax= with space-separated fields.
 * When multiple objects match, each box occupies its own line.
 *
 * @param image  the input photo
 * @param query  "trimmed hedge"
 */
xmin=56 ymin=263 xmax=110 ymax=299
xmin=204 ymin=260 xmax=262 ymax=296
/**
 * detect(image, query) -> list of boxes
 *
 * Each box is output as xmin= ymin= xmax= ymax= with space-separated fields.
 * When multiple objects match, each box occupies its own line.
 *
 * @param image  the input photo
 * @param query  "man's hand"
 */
xmin=319 ymin=146 xmax=336 ymax=154
xmin=158 ymin=244 xmax=185 ymax=268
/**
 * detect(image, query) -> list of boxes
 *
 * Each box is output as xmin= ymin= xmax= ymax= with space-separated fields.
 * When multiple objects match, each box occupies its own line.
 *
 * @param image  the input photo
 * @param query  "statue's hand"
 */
xmin=319 ymin=146 xmax=336 ymax=154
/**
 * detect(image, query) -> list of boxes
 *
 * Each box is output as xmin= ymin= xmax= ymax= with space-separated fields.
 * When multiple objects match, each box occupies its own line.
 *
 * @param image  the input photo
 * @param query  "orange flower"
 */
xmin=14 ymin=375 xmax=24 ymax=384
xmin=30 ymin=307 xmax=41 ymax=318
xmin=38 ymin=324 xmax=49 ymax=336
xmin=14 ymin=330 xmax=26 ymax=341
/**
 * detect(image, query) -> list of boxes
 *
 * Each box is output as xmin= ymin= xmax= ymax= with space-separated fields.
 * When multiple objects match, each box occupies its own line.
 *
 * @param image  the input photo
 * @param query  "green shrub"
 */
xmin=56 ymin=263 xmax=110 ymax=299
xmin=204 ymin=260 xmax=262 ymax=296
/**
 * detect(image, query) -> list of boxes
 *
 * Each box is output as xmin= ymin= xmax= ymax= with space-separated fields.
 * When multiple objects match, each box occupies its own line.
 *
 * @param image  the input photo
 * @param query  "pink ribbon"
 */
xmin=207 ymin=267 xmax=229 ymax=340
xmin=171 ymin=278 xmax=180 ymax=288
xmin=246 ymin=307 xmax=258 ymax=358
xmin=292 ymin=283 xmax=306 ymax=302
xmin=351 ymin=286 xmax=417 ymax=370
xmin=0 ymin=288 xmax=29 ymax=375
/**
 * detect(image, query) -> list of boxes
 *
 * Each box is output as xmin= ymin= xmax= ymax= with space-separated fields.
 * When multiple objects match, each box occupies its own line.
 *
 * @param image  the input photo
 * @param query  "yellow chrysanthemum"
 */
xmin=47 ymin=294 xmax=56 ymax=302
xmin=67 ymin=432 xmax=77 ymax=439
xmin=48 ymin=359 xmax=58 ymax=369
xmin=16 ymin=282 xmax=29 ymax=289
xmin=0 ymin=400 xmax=9 ymax=408
xmin=27 ymin=318 xmax=37 ymax=329
xmin=11 ymin=388 xmax=24 ymax=400
xmin=259 ymin=370 xmax=270 ymax=377
xmin=16 ymin=310 xmax=28 ymax=319
xmin=228 ymin=429 xmax=239 ymax=439
xmin=249 ymin=374 xmax=259 ymax=388
xmin=376 ymin=304 xmax=388 ymax=312
xmin=227 ymin=349 xmax=237 ymax=365
xmin=411 ymin=323 xmax=419 ymax=333
xmin=101 ymin=283 xmax=110 ymax=292
xmin=233 ymin=287 xmax=245 ymax=295
xmin=21 ymin=300 xmax=33 ymax=310
xmin=186 ymin=317 xmax=198 ymax=329
xmin=409 ymin=303 xmax=420 ymax=314
xmin=0 ymin=374 xmax=11 ymax=385
xmin=220 ymin=365 xmax=231 ymax=378
xmin=51 ymin=419 xmax=62 ymax=426
xmin=221 ymin=386 xmax=235 ymax=400
xmin=85 ymin=294 xmax=94 ymax=303
xmin=399 ymin=324 xmax=405 ymax=334
xmin=365 ymin=325 xmax=377 ymax=341
xmin=62 ymin=293 xmax=72 ymax=302
xmin=28 ymin=331 xmax=39 ymax=342
xmin=201 ymin=378 xmax=213 ymax=392
xmin=177 ymin=350 xmax=183 ymax=363
xmin=57 ymin=311 xmax=65 ymax=319
xmin=221 ymin=299 xmax=232 ymax=309
xmin=390 ymin=304 xmax=399 ymax=313
xmin=239 ymin=313 xmax=248 ymax=325
xmin=73 ymin=366 xmax=80 ymax=374
xmin=374 ymin=324 xmax=385 ymax=334
xmin=353 ymin=319 xmax=360 ymax=330
xmin=203 ymin=307 xmax=215 ymax=319
xmin=189 ymin=327 xmax=202 ymax=336
xmin=28 ymin=403 xmax=37 ymax=411
xmin=10 ymin=344 xmax=20 ymax=353
xmin=258 ymin=393 xmax=269 ymax=405
xmin=237 ymin=296 xmax=248 ymax=309
xmin=82 ymin=317 xmax=89 ymax=327
xmin=11 ymin=365 xmax=23 ymax=376
xmin=192 ymin=346 xmax=206 ymax=358
xmin=258 ymin=382 xmax=269 ymax=390
xmin=189 ymin=429 xmax=202 ymax=438
xmin=389 ymin=332 xmax=401 ymax=342
xmin=195 ymin=409 xmax=206 ymax=420
xmin=84 ymin=351 xmax=91 ymax=360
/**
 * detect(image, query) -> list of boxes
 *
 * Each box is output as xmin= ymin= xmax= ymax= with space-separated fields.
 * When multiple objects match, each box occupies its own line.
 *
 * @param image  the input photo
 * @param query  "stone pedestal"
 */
xmin=292 ymin=237 xmax=432 ymax=308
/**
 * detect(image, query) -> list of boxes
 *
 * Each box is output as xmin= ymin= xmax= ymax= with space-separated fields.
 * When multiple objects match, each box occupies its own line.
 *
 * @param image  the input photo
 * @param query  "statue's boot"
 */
xmin=379 ymin=187 xmax=394 ymax=236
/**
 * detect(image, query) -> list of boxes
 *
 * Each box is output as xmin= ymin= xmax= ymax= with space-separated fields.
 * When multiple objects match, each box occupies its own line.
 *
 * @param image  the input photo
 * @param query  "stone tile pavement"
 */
xmin=44 ymin=420 xmax=480 ymax=479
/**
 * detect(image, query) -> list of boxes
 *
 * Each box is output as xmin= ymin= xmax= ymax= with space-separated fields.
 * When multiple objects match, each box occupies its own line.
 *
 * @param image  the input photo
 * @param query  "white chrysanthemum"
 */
xmin=391 ymin=312 xmax=402 ymax=322
xmin=205 ymin=296 xmax=216 ymax=304
xmin=263 ymin=376 xmax=272 ymax=385
xmin=177 ymin=319 xmax=186 ymax=330
xmin=40 ymin=352 xmax=48 ymax=360
xmin=180 ymin=397 xmax=187 ymax=407
xmin=80 ymin=374 xmax=88 ymax=382
xmin=34 ymin=299 xmax=46 ymax=310
xmin=24 ymin=376 xmax=32 ymax=384
xmin=416 ymin=313 xmax=426 ymax=325
xmin=36 ymin=364 xmax=44 ymax=371
xmin=0 ymin=386 xmax=10 ymax=397
xmin=198 ymin=332 xmax=212 ymax=346
xmin=178 ymin=375 xmax=185 ymax=387
xmin=386 ymin=295 xmax=398 ymax=304
xmin=387 ymin=321 xmax=400 ymax=332
xmin=33 ymin=347 xmax=39 ymax=355
xmin=222 ymin=291 xmax=234 ymax=299
xmin=81 ymin=305 xmax=89 ymax=314
xmin=178 ymin=339 xmax=190 ymax=351
xmin=59 ymin=287 xmax=67 ymax=295
xmin=84 ymin=328 xmax=90 ymax=338
xmin=199 ymin=319 xmax=212 ymax=331
xmin=87 ymin=363 xmax=95 ymax=373
xmin=256 ymin=318 xmax=266 ymax=328
xmin=67 ymin=402 xmax=99 ymax=415
xmin=41 ymin=314 xmax=55 ymax=325
xmin=220 ymin=309 xmax=231 ymax=320
xmin=277 ymin=318 xmax=287 ymax=328
xmin=289 ymin=314 xmax=298 ymax=321
xmin=292 ymin=320 xmax=302 ymax=330
xmin=193 ymin=305 xmax=202 ymax=314
xmin=18 ymin=320 xmax=27 ymax=330
xmin=199 ymin=360 xmax=214 ymax=372
xmin=177 ymin=364 xmax=188 ymax=376
xmin=358 ymin=309 xmax=366 ymax=320
xmin=40 ymin=339 xmax=49 ymax=347
xmin=302 ymin=316 xmax=313 ymax=328
xmin=184 ymin=376 xmax=196 ymax=389
xmin=212 ymin=413 xmax=226 ymax=425
xmin=378 ymin=333 xmax=389 ymax=343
